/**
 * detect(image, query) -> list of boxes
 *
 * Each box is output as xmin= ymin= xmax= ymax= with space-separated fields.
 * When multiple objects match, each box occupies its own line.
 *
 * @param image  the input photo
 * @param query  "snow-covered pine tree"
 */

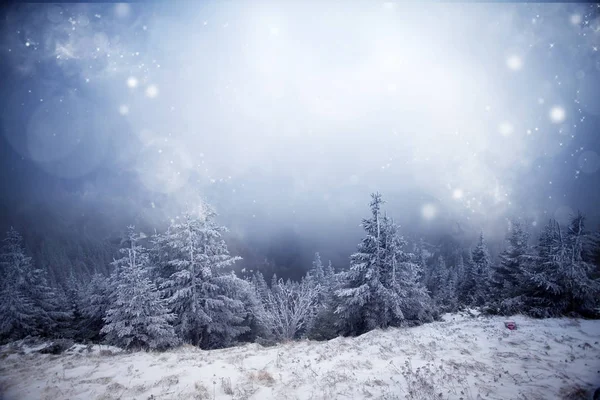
xmin=520 ymin=215 xmax=600 ymax=317
xmin=307 ymin=252 xmax=336 ymax=316
xmin=23 ymin=261 xmax=69 ymax=337
xmin=429 ymin=255 xmax=457 ymax=312
xmin=235 ymin=273 xmax=271 ymax=344
xmin=0 ymin=228 xmax=40 ymax=342
xmin=101 ymin=226 xmax=178 ymax=350
xmin=387 ymin=224 xmax=434 ymax=324
xmin=454 ymin=252 xmax=466 ymax=300
xmin=563 ymin=214 xmax=599 ymax=315
xmin=306 ymin=253 xmax=338 ymax=340
xmin=308 ymin=252 xmax=325 ymax=287
xmin=80 ymin=273 xmax=111 ymax=341
xmin=0 ymin=228 xmax=66 ymax=342
xmin=335 ymin=193 xmax=433 ymax=336
xmin=469 ymin=232 xmax=492 ymax=307
xmin=588 ymin=230 xmax=600 ymax=274
xmin=414 ymin=240 xmax=429 ymax=286
xmin=245 ymin=271 xmax=277 ymax=344
xmin=520 ymin=219 xmax=566 ymax=316
xmin=147 ymin=229 xmax=179 ymax=292
xmin=335 ymin=194 xmax=399 ymax=335
xmin=457 ymin=250 xmax=475 ymax=306
xmin=52 ymin=273 xmax=83 ymax=340
xmin=161 ymin=206 xmax=247 ymax=348
xmin=105 ymin=229 xmax=134 ymax=313
xmin=325 ymin=260 xmax=335 ymax=281
xmin=251 ymin=271 xmax=270 ymax=303
xmin=444 ymin=265 xmax=459 ymax=312
xmin=64 ymin=272 xmax=84 ymax=323
xmin=426 ymin=255 xmax=447 ymax=301
xmin=471 ymin=232 xmax=492 ymax=306
xmin=201 ymin=271 xmax=252 ymax=349
xmin=490 ymin=221 xmax=529 ymax=314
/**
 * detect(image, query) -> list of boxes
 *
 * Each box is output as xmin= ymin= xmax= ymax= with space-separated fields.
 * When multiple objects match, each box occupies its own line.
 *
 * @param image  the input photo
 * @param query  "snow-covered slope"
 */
xmin=1 ymin=313 xmax=599 ymax=400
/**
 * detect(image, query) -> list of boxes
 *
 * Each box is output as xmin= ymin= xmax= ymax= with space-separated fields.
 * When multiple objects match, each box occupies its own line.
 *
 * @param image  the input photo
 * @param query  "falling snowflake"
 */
xmin=126 ymin=76 xmax=138 ymax=88
xmin=145 ymin=85 xmax=159 ymax=98
xmin=498 ymin=122 xmax=514 ymax=136
xmin=115 ymin=3 xmax=131 ymax=18
xmin=506 ymin=55 xmax=523 ymax=71
xmin=549 ymin=106 xmax=566 ymax=123
xmin=421 ymin=203 xmax=437 ymax=220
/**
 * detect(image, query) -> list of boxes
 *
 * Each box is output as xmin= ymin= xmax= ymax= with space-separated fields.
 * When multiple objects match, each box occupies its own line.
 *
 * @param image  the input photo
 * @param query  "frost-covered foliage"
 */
xmin=259 ymin=276 xmax=319 ymax=340
xmin=425 ymin=255 xmax=457 ymax=312
xmin=59 ymin=273 xmax=85 ymax=338
xmin=101 ymin=226 xmax=178 ymax=350
xmin=159 ymin=208 xmax=247 ymax=348
xmin=458 ymin=232 xmax=491 ymax=307
xmin=0 ymin=228 xmax=40 ymax=342
xmin=490 ymin=221 xmax=530 ymax=314
xmin=232 ymin=274 xmax=269 ymax=344
xmin=0 ymin=228 xmax=66 ymax=343
xmin=2 ymin=196 xmax=599 ymax=351
xmin=520 ymin=215 xmax=600 ymax=317
xmin=305 ymin=253 xmax=338 ymax=340
xmin=335 ymin=193 xmax=433 ymax=336
xmin=80 ymin=273 xmax=111 ymax=340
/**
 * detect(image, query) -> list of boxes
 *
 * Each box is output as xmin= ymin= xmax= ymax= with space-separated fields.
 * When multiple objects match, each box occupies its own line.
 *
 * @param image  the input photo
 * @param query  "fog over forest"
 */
xmin=1 ymin=1 xmax=599 ymax=283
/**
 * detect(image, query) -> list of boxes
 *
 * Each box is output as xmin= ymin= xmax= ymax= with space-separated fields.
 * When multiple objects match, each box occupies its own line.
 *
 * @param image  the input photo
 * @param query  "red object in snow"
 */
xmin=504 ymin=321 xmax=517 ymax=330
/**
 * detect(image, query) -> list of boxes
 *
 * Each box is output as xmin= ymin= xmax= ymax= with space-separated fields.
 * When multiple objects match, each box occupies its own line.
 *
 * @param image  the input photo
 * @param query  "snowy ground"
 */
xmin=1 ymin=313 xmax=599 ymax=400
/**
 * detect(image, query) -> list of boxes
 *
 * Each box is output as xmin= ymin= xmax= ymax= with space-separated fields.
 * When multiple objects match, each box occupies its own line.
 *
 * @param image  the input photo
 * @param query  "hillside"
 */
xmin=1 ymin=312 xmax=599 ymax=400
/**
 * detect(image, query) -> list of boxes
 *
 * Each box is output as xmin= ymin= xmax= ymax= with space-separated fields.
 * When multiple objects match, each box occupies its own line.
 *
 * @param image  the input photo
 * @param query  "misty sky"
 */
xmin=1 ymin=1 xmax=599 ymax=272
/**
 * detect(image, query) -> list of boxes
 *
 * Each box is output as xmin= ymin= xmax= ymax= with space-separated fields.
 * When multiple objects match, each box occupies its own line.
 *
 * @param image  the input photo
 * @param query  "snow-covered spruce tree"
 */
xmin=520 ymin=219 xmax=566 ymax=317
xmin=426 ymin=256 xmax=447 ymax=301
xmin=251 ymin=271 xmax=270 ymax=303
xmin=522 ymin=214 xmax=599 ymax=317
xmin=588 ymin=230 xmax=600 ymax=274
xmin=444 ymin=265 xmax=459 ymax=312
xmin=202 ymin=271 xmax=253 ymax=349
xmin=52 ymin=274 xmax=83 ymax=340
xmin=335 ymin=193 xmax=433 ymax=336
xmin=389 ymin=225 xmax=435 ymax=324
xmin=161 ymin=207 xmax=248 ymax=348
xmin=147 ymin=229 xmax=177 ymax=290
xmin=469 ymin=232 xmax=492 ymax=307
xmin=414 ymin=240 xmax=428 ymax=285
xmin=490 ymin=221 xmax=530 ymax=314
xmin=308 ymin=252 xmax=325 ymax=286
xmin=457 ymin=250 xmax=475 ymax=306
xmin=335 ymin=194 xmax=398 ymax=335
xmin=428 ymin=256 xmax=457 ymax=312
xmin=0 ymin=228 xmax=67 ymax=342
xmin=235 ymin=274 xmax=272 ymax=344
xmin=245 ymin=271 xmax=276 ymax=343
xmin=261 ymin=277 xmax=319 ymax=341
xmin=23 ymin=263 xmax=70 ymax=338
xmin=306 ymin=253 xmax=338 ymax=340
xmin=453 ymin=252 xmax=466 ymax=299
xmin=307 ymin=253 xmax=336 ymax=314
xmin=80 ymin=273 xmax=111 ymax=341
xmin=101 ymin=226 xmax=178 ymax=350
xmin=564 ymin=213 xmax=600 ymax=316
xmin=0 ymin=228 xmax=39 ymax=342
